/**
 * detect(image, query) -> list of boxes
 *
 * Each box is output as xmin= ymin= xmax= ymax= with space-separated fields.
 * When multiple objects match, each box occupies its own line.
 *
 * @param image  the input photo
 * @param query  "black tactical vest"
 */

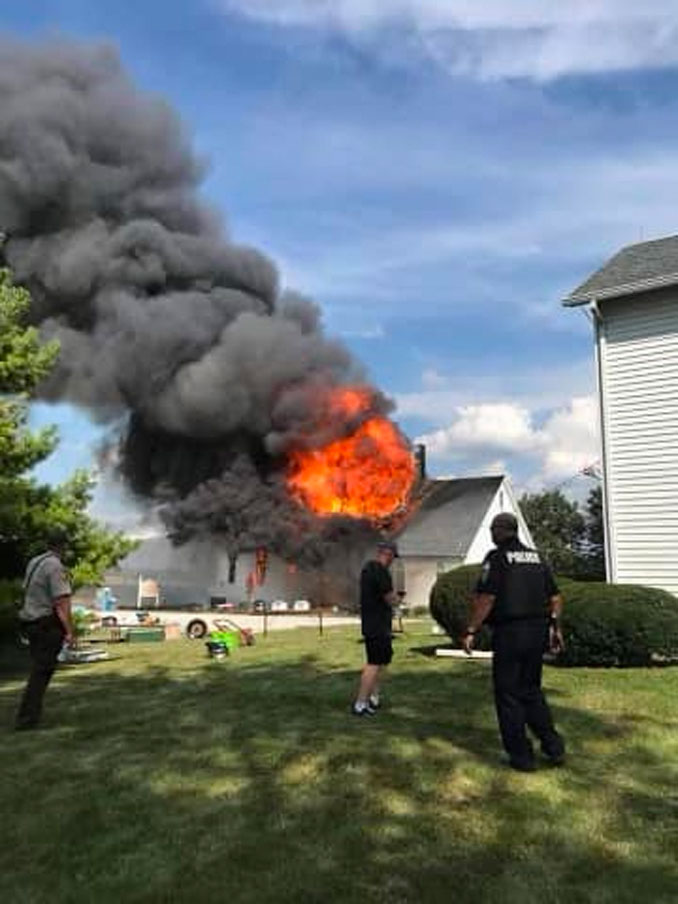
xmin=492 ymin=543 xmax=551 ymax=624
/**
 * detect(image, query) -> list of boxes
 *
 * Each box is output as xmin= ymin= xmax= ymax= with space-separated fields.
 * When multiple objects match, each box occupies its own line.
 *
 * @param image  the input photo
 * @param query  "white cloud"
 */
xmin=539 ymin=396 xmax=600 ymax=480
xmin=478 ymin=458 xmax=508 ymax=477
xmin=395 ymin=359 xmax=596 ymax=423
xmin=218 ymin=1 xmax=678 ymax=80
xmin=415 ymin=394 xmax=599 ymax=483
xmin=421 ymin=367 xmax=449 ymax=390
xmin=423 ymin=402 xmax=536 ymax=455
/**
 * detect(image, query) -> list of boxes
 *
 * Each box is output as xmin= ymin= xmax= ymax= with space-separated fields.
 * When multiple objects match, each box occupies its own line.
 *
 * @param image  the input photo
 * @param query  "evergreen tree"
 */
xmin=0 ymin=269 xmax=136 ymax=589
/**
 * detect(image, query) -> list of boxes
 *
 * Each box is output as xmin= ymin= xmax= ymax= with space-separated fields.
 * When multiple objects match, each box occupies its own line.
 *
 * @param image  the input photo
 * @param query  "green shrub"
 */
xmin=559 ymin=581 xmax=678 ymax=667
xmin=429 ymin=564 xmax=491 ymax=650
xmin=430 ymin=566 xmax=678 ymax=667
xmin=0 ymin=579 xmax=22 ymax=641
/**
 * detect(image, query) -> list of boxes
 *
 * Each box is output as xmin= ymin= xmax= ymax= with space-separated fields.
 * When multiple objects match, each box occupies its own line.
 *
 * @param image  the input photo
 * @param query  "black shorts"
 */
xmin=364 ymin=635 xmax=393 ymax=666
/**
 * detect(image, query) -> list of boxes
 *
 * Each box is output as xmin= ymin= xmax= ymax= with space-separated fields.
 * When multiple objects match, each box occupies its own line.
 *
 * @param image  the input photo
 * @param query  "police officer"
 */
xmin=15 ymin=527 xmax=74 ymax=731
xmin=462 ymin=513 xmax=565 ymax=772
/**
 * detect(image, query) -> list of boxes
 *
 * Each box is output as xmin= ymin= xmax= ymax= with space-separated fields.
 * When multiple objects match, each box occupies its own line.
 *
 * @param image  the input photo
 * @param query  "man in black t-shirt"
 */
xmin=462 ymin=513 xmax=566 ymax=771
xmin=352 ymin=540 xmax=398 ymax=716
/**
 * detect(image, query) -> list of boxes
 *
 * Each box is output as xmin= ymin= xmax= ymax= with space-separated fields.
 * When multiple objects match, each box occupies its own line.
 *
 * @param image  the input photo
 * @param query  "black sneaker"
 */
xmin=543 ymin=751 xmax=566 ymax=767
xmin=368 ymin=696 xmax=381 ymax=710
xmin=541 ymin=737 xmax=566 ymax=766
xmin=351 ymin=702 xmax=377 ymax=716
xmin=508 ymin=759 xmax=538 ymax=773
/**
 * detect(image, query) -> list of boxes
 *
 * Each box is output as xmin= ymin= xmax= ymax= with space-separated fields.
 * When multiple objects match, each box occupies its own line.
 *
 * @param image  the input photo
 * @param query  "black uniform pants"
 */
xmin=492 ymin=620 xmax=564 ymax=765
xmin=16 ymin=615 xmax=64 ymax=728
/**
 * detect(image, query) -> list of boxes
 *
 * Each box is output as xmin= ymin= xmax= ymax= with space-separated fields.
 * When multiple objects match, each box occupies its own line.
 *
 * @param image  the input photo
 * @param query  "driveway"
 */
xmin=108 ymin=609 xmax=359 ymax=634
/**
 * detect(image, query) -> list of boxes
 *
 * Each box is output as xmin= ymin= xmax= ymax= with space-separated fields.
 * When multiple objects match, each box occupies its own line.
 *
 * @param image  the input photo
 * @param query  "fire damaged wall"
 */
xmin=0 ymin=37 xmax=412 ymax=564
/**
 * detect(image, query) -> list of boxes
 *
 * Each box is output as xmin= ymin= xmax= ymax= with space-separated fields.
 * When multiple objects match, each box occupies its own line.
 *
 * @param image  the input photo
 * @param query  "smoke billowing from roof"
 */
xmin=0 ymin=37 xmax=395 ymax=561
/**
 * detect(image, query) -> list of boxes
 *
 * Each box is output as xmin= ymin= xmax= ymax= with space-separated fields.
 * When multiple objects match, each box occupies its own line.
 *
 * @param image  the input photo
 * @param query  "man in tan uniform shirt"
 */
xmin=15 ymin=528 xmax=74 ymax=731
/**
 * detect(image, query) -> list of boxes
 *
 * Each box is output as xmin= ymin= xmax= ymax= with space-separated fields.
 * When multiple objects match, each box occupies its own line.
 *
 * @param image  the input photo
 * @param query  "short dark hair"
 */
xmin=45 ymin=525 xmax=69 ymax=551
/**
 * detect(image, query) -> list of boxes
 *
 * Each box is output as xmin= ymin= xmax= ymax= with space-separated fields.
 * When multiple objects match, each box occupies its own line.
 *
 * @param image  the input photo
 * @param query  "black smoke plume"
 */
xmin=0 ymin=38 xmax=398 ymax=561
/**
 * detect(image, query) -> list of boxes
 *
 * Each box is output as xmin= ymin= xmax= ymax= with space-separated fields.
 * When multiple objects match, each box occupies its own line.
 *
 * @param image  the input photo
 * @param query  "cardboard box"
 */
xmin=163 ymin=623 xmax=182 ymax=640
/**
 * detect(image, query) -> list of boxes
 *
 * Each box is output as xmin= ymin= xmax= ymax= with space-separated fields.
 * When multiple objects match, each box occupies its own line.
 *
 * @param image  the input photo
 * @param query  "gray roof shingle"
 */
xmin=395 ymin=476 xmax=502 ymax=558
xmin=564 ymin=234 xmax=678 ymax=306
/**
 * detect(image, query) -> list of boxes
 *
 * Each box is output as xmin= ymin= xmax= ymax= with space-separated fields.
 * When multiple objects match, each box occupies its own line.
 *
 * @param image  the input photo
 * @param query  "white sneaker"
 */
xmin=351 ymin=702 xmax=377 ymax=716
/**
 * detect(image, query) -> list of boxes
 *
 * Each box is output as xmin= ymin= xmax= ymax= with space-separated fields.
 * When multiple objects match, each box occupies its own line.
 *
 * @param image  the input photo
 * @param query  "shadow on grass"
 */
xmin=0 ymin=645 xmax=677 ymax=904
xmin=0 ymin=639 xmax=30 ymax=678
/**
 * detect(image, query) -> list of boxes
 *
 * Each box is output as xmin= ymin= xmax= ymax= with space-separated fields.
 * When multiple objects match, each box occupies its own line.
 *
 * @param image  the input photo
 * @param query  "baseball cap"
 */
xmin=377 ymin=540 xmax=399 ymax=557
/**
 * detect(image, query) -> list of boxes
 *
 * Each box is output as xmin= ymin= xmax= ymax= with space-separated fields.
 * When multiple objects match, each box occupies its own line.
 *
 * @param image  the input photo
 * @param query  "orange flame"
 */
xmin=286 ymin=388 xmax=415 ymax=518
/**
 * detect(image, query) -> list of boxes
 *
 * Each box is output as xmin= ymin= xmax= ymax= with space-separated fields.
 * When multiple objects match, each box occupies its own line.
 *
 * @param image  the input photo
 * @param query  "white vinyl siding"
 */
xmin=599 ymin=292 xmax=678 ymax=594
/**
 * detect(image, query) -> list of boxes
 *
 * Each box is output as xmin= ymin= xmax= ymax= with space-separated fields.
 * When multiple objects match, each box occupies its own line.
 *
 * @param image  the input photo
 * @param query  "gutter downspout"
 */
xmin=591 ymin=299 xmax=614 ymax=582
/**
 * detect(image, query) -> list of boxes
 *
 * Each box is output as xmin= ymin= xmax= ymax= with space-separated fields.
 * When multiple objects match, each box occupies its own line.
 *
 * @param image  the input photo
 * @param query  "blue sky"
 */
xmin=9 ymin=1 xmax=678 ymax=528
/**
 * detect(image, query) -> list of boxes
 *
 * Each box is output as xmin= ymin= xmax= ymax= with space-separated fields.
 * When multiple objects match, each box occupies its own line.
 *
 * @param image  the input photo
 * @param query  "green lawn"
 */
xmin=1 ymin=624 xmax=677 ymax=904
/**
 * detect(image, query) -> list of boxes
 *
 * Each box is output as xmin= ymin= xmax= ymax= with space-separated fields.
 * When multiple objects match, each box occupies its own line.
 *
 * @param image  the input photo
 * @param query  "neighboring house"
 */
xmin=393 ymin=476 xmax=534 ymax=608
xmin=564 ymin=234 xmax=678 ymax=594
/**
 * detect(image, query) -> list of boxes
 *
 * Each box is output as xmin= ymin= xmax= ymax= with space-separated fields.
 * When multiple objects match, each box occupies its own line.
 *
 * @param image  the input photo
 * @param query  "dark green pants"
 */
xmin=16 ymin=615 xmax=64 ymax=728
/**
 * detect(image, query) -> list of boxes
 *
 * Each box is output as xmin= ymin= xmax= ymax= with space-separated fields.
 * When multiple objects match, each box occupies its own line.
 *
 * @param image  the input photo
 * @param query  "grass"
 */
xmin=1 ymin=623 xmax=678 ymax=904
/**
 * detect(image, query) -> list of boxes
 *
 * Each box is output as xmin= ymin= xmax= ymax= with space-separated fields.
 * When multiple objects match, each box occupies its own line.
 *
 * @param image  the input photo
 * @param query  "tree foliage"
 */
xmin=584 ymin=485 xmax=605 ymax=579
xmin=519 ymin=487 xmax=604 ymax=580
xmin=0 ymin=268 xmax=137 ymax=591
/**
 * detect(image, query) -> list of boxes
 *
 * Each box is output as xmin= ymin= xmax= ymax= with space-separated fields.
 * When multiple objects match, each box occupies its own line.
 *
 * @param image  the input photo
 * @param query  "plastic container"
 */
xmin=206 ymin=640 xmax=229 ymax=660
xmin=126 ymin=627 xmax=165 ymax=643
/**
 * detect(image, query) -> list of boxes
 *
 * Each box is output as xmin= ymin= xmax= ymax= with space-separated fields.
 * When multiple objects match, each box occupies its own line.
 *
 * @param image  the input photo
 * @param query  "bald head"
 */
xmin=490 ymin=512 xmax=518 ymax=547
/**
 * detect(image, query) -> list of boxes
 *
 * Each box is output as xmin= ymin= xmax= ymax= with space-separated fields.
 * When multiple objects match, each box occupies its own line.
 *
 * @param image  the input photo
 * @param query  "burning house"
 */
xmin=0 ymin=38 xmax=416 ymax=576
xmin=105 ymin=459 xmax=531 ymax=612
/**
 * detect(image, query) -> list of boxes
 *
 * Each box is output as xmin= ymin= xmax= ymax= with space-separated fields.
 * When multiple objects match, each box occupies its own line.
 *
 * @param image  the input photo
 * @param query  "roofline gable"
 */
xmin=464 ymin=476 xmax=535 ymax=561
xmin=395 ymin=474 xmax=506 ymax=558
xmin=563 ymin=270 xmax=678 ymax=307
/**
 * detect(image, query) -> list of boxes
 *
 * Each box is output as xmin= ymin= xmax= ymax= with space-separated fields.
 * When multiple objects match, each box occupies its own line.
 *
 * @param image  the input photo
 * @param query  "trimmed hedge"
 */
xmin=430 ymin=566 xmax=678 ymax=667
xmin=430 ymin=565 xmax=491 ymax=650
xmin=559 ymin=581 xmax=678 ymax=667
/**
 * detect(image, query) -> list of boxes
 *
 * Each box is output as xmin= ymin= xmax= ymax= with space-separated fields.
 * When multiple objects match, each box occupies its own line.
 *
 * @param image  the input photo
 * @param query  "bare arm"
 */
xmin=549 ymin=592 xmax=563 ymax=620
xmin=54 ymin=594 xmax=74 ymax=644
xmin=384 ymin=590 xmax=397 ymax=607
xmin=548 ymin=593 xmax=565 ymax=654
xmin=468 ymin=593 xmax=495 ymax=632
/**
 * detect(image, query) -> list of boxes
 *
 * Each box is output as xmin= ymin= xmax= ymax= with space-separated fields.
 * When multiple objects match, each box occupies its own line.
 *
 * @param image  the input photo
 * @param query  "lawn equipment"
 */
xmin=185 ymin=615 xmax=255 ymax=645
xmin=212 ymin=617 xmax=255 ymax=647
